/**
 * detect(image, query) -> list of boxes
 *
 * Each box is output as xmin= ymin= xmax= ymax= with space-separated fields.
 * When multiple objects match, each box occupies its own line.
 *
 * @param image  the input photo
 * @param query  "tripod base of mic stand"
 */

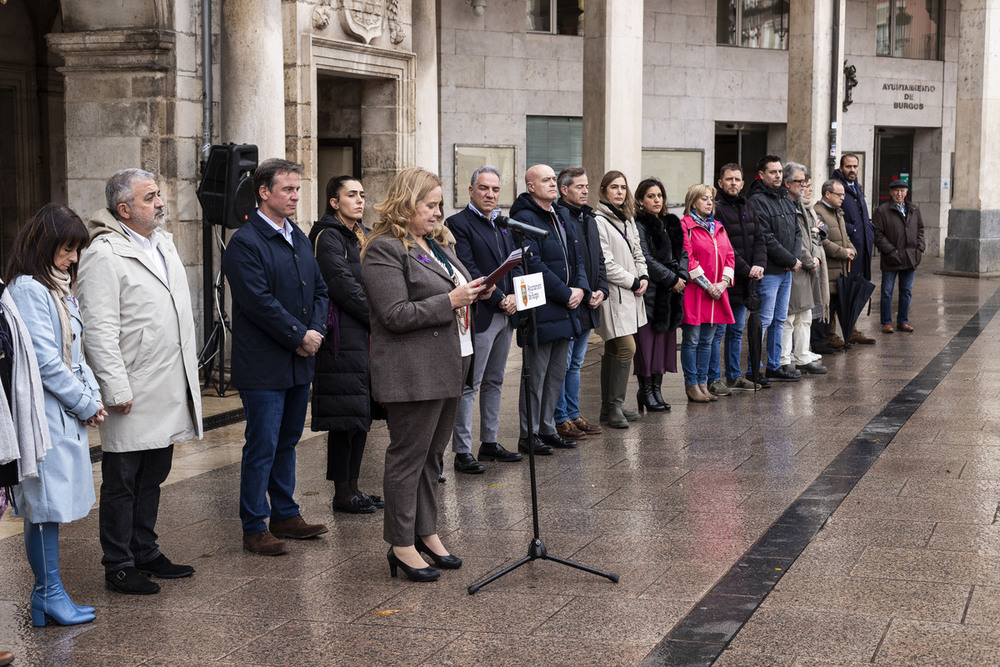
xmin=467 ymin=537 xmax=619 ymax=595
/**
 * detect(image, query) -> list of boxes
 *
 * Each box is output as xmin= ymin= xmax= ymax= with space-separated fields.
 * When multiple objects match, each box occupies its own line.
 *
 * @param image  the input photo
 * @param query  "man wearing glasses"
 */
xmin=814 ymin=180 xmax=857 ymax=349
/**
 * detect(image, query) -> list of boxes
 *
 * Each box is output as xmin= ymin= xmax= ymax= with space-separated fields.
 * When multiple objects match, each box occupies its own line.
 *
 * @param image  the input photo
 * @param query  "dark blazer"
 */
xmin=508 ymin=192 xmax=590 ymax=345
xmin=362 ymin=235 xmax=472 ymax=404
xmin=832 ymin=169 xmax=874 ymax=280
xmin=222 ymin=211 xmax=328 ymax=390
xmin=308 ymin=215 xmax=371 ymax=432
xmin=445 ymin=206 xmax=521 ymax=332
xmin=559 ymin=199 xmax=608 ymax=332
xmin=873 ymin=201 xmax=925 ymax=271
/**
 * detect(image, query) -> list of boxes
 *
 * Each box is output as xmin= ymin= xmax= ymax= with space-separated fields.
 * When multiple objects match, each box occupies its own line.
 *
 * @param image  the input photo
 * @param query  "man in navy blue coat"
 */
xmin=222 ymin=158 xmax=330 ymax=556
xmin=446 ymin=166 xmax=524 ymax=474
xmin=832 ymin=153 xmax=877 ymax=344
xmin=509 ymin=164 xmax=590 ymax=455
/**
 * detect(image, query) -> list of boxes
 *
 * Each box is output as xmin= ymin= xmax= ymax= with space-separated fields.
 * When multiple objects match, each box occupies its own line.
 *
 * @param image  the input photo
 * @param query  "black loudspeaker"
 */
xmin=197 ymin=144 xmax=258 ymax=228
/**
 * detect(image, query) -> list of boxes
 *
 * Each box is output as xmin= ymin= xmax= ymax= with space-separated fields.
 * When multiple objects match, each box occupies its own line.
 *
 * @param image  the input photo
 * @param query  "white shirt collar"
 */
xmin=257 ymin=209 xmax=294 ymax=245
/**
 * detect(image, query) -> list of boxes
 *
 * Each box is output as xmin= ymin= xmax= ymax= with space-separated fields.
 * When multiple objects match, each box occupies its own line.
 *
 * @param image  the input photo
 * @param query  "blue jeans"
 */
xmin=238 ymin=384 xmax=310 ymax=535
xmin=709 ymin=302 xmax=748 ymax=383
xmin=681 ymin=323 xmax=718 ymax=387
xmin=880 ymin=268 xmax=915 ymax=325
xmin=555 ymin=330 xmax=590 ymax=423
xmin=752 ymin=272 xmax=792 ymax=373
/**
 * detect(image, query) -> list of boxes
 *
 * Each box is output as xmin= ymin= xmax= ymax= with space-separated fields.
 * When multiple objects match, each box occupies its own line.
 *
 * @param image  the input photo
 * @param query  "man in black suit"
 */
xmin=446 ymin=166 xmax=524 ymax=474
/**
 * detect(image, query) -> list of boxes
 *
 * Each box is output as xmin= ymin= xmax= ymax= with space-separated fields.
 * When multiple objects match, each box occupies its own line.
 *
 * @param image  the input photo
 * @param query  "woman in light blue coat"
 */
xmin=3 ymin=203 xmax=107 ymax=627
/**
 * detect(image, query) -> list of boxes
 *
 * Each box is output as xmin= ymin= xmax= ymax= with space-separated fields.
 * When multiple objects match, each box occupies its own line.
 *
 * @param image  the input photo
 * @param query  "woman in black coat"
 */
xmin=309 ymin=175 xmax=382 ymax=514
xmin=633 ymin=178 xmax=689 ymax=411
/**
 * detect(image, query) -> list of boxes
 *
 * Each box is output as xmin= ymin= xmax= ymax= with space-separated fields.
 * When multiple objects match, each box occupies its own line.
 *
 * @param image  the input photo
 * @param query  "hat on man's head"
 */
xmin=889 ymin=179 xmax=909 ymax=190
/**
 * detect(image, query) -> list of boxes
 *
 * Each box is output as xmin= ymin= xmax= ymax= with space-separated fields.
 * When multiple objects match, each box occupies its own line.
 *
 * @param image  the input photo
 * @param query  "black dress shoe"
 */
xmin=387 ymin=548 xmax=440 ymax=582
xmin=332 ymin=495 xmax=376 ymax=514
xmin=414 ymin=537 xmax=462 ymax=569
xmin=136 ymin=554 xmax=195 ymax=579
xmin=477 ymin=442 xmax=523 ymax=462
xmin=106 ymin=567 xmax=160 ymax=595
xmin=453 ymin=453 xmax=485 ymax=474
xmin=538 ymin=432 xmax=577 ymax=449
xmin=765 ymin=367 xmax=802 ymax=382
xmin=359 ymin=492 xmax=385 ymax=509
xmin=796 ymin=361 xmax=828 ymax=375
xmin=517 ymin=437 xmax=554 ymax=456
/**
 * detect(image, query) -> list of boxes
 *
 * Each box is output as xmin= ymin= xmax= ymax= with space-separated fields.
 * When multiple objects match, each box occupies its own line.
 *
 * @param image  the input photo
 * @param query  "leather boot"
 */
xmin=686 ymin=385 xmax=710 ymax=403
xmin=599 ymin=354 xmax=611 ymax=422
xmin=636 ymin=376 xmax=667 ymax=413
xmin=25 ymin=522 xmax=95 ymax=627
xmin=650 ymin=374 xmax=671 ymax=410
xmin=606 ymin=359 xmax=630 ymax=429
xmin=698 ymin=383 xmax=719 ymax=401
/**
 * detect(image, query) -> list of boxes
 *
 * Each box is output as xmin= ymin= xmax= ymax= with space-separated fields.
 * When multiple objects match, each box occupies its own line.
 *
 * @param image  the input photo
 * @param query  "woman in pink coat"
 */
xmin=681 ymin=184 xmax=735 ymax=403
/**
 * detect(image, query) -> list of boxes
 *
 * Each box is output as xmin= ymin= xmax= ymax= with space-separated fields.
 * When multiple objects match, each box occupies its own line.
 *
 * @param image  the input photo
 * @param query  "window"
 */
xmin=876 ymin=0 xmax=940 ymax=60
xmin=641 ymin=150 xmax=705 ymax=209
xmin=527 ymin=0 xmax=584 ymax=36
xmin=717 ymin=0 xmax=789 ymax=50
xmin=526 ymin=116 xmax=582 ymax=174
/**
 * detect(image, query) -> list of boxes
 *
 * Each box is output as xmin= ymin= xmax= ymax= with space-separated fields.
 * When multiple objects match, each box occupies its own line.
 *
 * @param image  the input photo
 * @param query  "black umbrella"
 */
xmin=836 ymin=262 xmax=876 ymax=343
xmin=745 ymin=281 xmax=763 ymax=390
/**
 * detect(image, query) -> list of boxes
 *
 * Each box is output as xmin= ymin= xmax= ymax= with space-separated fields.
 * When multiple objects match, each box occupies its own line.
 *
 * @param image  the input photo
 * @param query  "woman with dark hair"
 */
xmin=362 ymin=167 xmax=492 ymax=581
xmin=593 ymin=171 xmax=648 ymax=428
xmin=3 ymin=203 xmax=107 ymax=626
xmin=309 ymin=175 xmax=383 ymax=514
xmin=633 ymin=178 xmax=688 ymax=412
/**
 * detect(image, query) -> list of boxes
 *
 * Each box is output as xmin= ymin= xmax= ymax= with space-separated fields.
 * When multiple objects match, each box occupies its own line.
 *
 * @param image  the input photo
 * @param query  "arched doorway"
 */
xmin=0 ymin=0 xmax=64 ymax=264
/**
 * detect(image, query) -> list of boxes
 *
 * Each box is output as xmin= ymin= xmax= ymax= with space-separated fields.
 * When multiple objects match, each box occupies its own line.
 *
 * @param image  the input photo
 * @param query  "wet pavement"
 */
xmin=3 ymin=257 xmax=1000 ymax=665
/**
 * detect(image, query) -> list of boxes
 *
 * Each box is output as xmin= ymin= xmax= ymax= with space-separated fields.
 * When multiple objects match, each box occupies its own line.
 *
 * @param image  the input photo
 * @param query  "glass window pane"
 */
xmin=526 ymin=116 xmax=583 ymax=174
xmin=555 ymin=0 xmax=584 ymax=36
xmin=717 ymin=0 xmax=738 ymax=45
xmin=876 ymin=1 xmax=891 ymax=55
xmin=641 ymin=150 xmax=705 ymax=209
xmin=741 ymin=0 xmax=788 ymax=49
xmin=527 ymin=0 xmax=550 ymax=32
xmin=895 ymin=0 xmax=939 ymax=59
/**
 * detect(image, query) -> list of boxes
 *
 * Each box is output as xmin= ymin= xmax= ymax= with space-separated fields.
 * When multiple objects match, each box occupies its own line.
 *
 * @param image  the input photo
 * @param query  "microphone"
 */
xmin=495 ymin=215 xmax=549 ymax=239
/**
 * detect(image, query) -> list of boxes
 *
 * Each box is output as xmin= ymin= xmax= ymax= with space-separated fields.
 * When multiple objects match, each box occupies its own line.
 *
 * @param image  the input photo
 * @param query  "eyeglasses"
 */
xmin=789 ymin=179 xmax=806 ymax=184
xmin=830 ymin=192 xmax=845 ymax=198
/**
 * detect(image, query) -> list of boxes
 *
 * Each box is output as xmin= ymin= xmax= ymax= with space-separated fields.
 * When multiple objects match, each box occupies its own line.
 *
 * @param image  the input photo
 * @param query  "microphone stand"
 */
xmin=468 ymin=226 xmax=619 ymax=594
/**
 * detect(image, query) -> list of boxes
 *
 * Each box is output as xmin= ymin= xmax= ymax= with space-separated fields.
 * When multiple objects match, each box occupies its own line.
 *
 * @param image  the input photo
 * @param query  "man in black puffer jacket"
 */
xmin=710 ymin=163 xmax=767 ymax=391
xmin=747 ymin=155 xmax=802 ymax=383
xmin=508 ymin=164 xmax=590 ymax=456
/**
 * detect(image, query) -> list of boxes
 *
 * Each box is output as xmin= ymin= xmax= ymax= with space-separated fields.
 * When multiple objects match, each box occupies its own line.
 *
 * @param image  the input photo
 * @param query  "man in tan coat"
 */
xmin=77 ymin=169 xmax=203 ymax=595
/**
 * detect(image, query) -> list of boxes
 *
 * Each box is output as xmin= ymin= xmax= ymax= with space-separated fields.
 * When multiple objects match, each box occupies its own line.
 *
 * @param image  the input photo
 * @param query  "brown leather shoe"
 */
xmin=686 ymin=385 xmax=710 ymax=403
xmin=851 ymin=328 xmax=876 ymax=344
xmin=556 ymin=420 xmax=587 ymax=440
xmin=827 ymin=333 xmax=847 ymax=349
xmin=243 ymin=530 xmax=289 ymax=556
xmin=882 ymin=323 xmax=894 ymax=334
xmin=898 ymin=323 xmax=914 ymax=332
xmin=573 ymin=416 xmax=602 ymax=435
xmin=0 ymin=650 xmax=13 ymax=667
xmin=269 ymin=515 xmax=329 ymax=539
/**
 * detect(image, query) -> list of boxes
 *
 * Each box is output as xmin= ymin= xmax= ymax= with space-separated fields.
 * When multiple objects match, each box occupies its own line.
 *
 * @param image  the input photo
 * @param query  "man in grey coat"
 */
xmin=78 ymin=169 xmax=203 ymax=595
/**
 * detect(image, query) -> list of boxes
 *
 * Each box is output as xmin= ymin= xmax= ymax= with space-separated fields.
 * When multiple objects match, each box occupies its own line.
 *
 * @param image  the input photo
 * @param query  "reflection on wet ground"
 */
xmin=3 ymin=258 xmax=1000 ymax=665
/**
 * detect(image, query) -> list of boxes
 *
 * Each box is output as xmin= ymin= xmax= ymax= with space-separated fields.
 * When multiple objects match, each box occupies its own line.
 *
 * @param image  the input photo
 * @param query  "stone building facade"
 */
xmin=1 ymin=0 xmax=996 ymax=346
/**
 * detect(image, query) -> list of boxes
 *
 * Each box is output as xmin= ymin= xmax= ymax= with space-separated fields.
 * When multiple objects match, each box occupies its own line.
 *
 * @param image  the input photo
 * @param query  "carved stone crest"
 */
xmin=339 ymin=0 xmax=385 ymax=44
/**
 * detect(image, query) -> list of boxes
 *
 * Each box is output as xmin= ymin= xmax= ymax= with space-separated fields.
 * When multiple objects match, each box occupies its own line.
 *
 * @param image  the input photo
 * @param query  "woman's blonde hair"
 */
xmin=363 ymin=167 xmax=453 ymax=259
xmin=683 ymin=184 xmax=717 ymax=217
xmin=599 ymin=170 xmax=636 ymax=219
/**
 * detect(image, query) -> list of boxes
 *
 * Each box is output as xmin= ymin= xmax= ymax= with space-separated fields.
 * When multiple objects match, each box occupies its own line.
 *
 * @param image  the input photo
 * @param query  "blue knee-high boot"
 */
xmin=24 ymin=521 xmax=95 ymax=626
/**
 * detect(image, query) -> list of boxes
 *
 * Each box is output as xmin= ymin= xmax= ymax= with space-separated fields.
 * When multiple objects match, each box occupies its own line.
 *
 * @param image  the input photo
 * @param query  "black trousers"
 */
xmin=326 ymin=429 xmax=367 ymax=482
xmin=99 ymin=446 xmax=173 ymax=573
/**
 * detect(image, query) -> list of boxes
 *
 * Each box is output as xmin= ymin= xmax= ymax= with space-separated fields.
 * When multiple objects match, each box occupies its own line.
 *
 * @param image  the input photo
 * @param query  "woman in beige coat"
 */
xmin=593 ymin=171 xmax=648 ymax=428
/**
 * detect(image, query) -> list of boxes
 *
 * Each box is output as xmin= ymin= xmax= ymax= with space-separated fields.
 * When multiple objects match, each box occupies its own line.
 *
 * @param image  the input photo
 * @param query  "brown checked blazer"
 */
xmin=362 ymin=234 xmax=472 ymax=404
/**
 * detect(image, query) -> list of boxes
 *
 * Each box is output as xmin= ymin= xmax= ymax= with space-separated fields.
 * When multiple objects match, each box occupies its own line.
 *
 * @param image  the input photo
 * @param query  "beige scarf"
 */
xmin=48 ymin=268 xmax=74 ymax=368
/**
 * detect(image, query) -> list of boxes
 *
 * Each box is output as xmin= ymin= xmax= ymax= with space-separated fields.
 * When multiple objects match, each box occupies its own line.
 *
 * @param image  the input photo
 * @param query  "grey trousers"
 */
xmin=382 ymin=356 xmax=470 ymax=545
xmin=518 ymin=338 xmax=570 ymax=439
xmin=452 ymin=311 xmax=514 ymax=454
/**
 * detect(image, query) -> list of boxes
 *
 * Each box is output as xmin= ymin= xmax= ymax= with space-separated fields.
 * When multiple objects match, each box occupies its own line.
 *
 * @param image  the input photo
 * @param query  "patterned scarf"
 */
xmin=48 ymin=268 xmax=74 ymax=369
xmin=690 ymin=210 xmax=716 ymax=235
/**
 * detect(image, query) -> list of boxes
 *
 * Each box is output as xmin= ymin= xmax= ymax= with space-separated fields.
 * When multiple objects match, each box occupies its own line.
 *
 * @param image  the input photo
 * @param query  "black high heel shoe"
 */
xmin=386 ymin=547 xmax=440 ymax=582
xmin=414 ymin=537 xmax=463 ymax=569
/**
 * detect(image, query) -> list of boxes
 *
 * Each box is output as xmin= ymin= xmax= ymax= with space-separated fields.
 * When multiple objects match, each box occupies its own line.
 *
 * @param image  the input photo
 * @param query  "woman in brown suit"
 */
xmin=361 ymin=167 xmax=492 ymax=582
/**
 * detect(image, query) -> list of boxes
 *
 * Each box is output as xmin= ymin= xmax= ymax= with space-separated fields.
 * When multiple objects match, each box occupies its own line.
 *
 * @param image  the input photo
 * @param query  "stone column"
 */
xmin=786 ymin=0 xmax=843 ymax=180
xmin=412 ymin=0 xmax=439 ymax=172
xmin=221 ymin=0 xmax=285 ymax=160
xmin=582 ymin=0 xmax=643 ymax=194
xmin=943 ymin=0 xmax=1000 ymax=274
